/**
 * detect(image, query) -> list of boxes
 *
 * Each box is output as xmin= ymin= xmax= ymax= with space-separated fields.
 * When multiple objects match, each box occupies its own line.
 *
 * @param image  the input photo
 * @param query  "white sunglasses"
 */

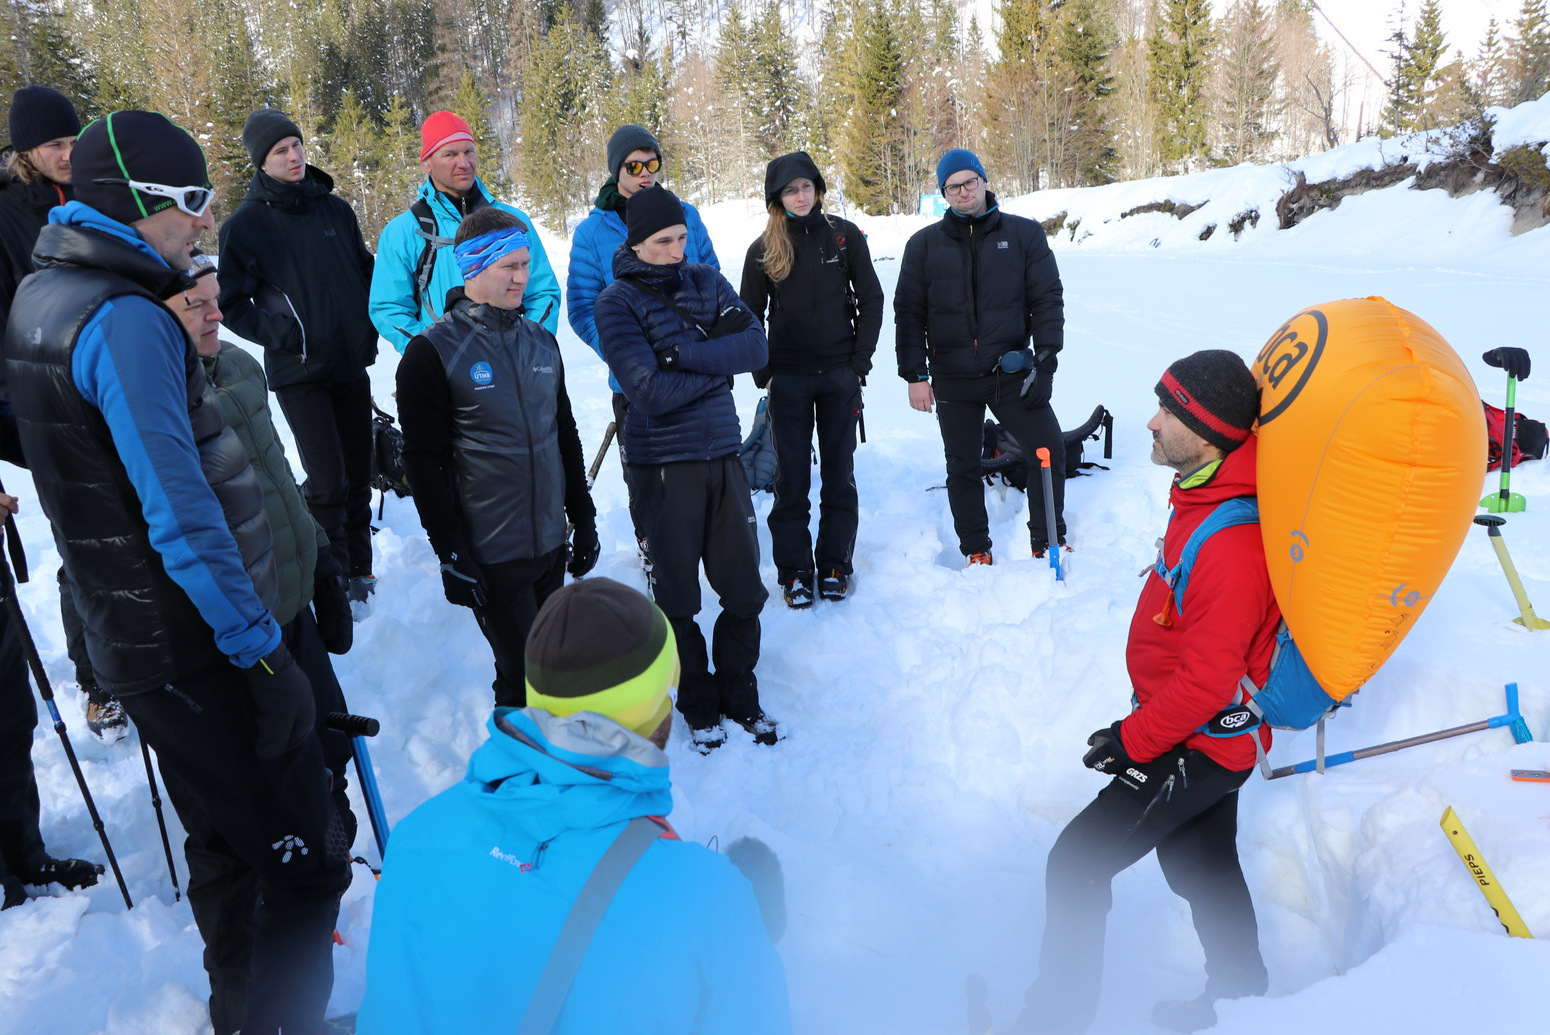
xmin=94 ymin=177 xmax=214 ymax=218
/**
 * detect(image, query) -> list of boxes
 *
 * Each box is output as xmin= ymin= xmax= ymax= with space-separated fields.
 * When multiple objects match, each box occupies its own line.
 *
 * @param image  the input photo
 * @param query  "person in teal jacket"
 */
xmin=358 ymin=578 xmax=791 ymax=1035
xmin=566 ymin=124 xmax=719 ymax=394
xmin=369 ymin=110 xmax=559 ymax=352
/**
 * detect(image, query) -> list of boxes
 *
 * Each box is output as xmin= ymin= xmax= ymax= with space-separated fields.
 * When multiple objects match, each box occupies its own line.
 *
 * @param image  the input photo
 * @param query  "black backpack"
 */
xmin=370 ymin=401 xmax=412 ymax=518
xmin=981 ymin=404 xmax=1113 ymax=490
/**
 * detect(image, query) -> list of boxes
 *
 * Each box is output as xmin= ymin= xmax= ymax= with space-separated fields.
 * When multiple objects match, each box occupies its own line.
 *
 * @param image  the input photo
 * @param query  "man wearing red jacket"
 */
xmin=1012 ymin=350 xmax=1276 ymax=1035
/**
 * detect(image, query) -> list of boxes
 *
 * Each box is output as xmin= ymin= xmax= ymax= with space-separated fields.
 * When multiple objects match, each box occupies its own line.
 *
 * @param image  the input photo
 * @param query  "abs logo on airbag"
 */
xmin=470 ymin=361 xmax=493 ymax=386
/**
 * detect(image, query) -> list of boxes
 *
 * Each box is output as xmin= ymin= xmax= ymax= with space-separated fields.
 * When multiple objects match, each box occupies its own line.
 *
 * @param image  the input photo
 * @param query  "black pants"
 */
xmin=936 ymin=377 xmax=1065 ymax=555
xmin=473 ymin=547 xmax=568 ymax=709
xmin=0 ymin=607 xmax=43 ymax=886
xmin=767 ymin=368 xmax=862 ymax=579
xmin=613 ymin=392 xmax=646 ymax=546
xmin=120 ymin=661 xmax=352 ymax=1035
xmin=625 ymin=457 xmax=767 ymax=728
xmin=285 ymin=609 xmax=358 ymax=850
xmin=276 ymin=373 xmax=374 ymax=578
xmin=1018 ymin=750 xmax=1267 ymax=1034
xmin=56 ymin=567 xmax=99 ymax=694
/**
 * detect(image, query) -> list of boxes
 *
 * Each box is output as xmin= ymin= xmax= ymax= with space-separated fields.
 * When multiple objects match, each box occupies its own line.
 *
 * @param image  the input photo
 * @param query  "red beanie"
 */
xmin=419 ymin=110 xmax=474 ymax=161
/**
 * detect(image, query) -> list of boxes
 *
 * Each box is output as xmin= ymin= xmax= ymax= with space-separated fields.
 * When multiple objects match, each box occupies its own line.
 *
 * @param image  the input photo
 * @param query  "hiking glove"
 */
xmin=568 ymin=521 xmax=600 ymax=578
xmin=1082 ymin=721 xmax=1135 ymax=775
xmin=246 ymin=645 xmax=316 ymax=760
xmin=1483 ymin=347 xmax=1531 ymax=381
xmin=1020 ymin=349 xmax=1058 ymax=410
xmin=440 ymin=552 xmax=486 ymax=608
xmin=312 ymin=571 xmax=353 ymax=655
xmin=753 ymin=365 xmax=772 ymax=389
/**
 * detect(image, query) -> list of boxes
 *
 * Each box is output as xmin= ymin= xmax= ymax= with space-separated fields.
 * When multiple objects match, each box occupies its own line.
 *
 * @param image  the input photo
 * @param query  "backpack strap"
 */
xmin=620 ymin=275 xmax=710 ymax=340
xmin=1153 ymin=496 xmax=1260 ymax=617
xmin=514 ymin=816 xmax=666 ymax=1035
xmin=409 ymin=199 xmax=455 ymax=318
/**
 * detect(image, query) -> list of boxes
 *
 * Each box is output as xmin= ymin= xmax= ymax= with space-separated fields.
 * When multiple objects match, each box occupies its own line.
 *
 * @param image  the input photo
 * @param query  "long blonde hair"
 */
xmin=758 ymin=191 xmax=825 ymax=284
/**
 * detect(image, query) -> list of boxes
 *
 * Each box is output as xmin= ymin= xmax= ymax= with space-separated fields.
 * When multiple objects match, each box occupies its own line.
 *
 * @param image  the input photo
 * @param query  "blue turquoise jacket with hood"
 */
xmin=357 ymin=707 xmax=791 ymax=1035
xmin=566 ymin=197 xmax=718 ymax=392
xmin=369 ymin=176 xmax=560 ymax=353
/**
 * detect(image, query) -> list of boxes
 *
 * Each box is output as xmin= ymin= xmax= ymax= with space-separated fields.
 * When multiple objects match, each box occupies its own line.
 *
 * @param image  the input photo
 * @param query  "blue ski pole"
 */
xmin=326 ymin=712 xmax=389 ymax=863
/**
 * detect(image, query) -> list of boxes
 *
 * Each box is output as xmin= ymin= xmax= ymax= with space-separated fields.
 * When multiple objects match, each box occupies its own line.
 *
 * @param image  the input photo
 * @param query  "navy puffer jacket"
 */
xmin=595 ymin=247 xmax=767 ymax=466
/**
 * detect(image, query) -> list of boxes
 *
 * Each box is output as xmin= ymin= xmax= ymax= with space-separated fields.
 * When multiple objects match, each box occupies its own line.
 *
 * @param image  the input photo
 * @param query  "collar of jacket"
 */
xmin=247 ymin=165 xmax=333 ymax=209
xmin=594 ymin=176 xmax=625 ymax=213
xmin=1168 ymin=436 xmax=1258 ymax=511
xmin=943 ymin=191 xmax=1002 ymax=236
xmin=0 ymin=168 xmax=73 ymax=212
xmin=39 ymin=200 xmax=192 ymax=299
xmin=475 ymin=707 xmax=672 ymax=803
xmin=610 ymin=243 xmax=684 ymax=290
xmin=442 ymin=285 xmax=530 ymax=330
xmin=419 ymin=175 xmax=491 ymax=220
xmin=787 ymin=207 xmax=830 ymax=232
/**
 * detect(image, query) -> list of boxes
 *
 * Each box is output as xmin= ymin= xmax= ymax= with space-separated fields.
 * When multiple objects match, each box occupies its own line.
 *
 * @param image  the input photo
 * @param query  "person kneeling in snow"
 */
xmin=1008 ymin=350 xmax=1275 ymax=1035
xmin=357 ymin=577 xmax=792 ymax=1035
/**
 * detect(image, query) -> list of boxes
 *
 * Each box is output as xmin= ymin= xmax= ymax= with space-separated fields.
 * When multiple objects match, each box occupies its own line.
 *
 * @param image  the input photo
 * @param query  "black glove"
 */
xmin=1019 ymin=349 xmax=1058 ymax=410
xmin=707 ymin=303 xmax=754 ymax=338
xmin=1082 ymin=721 xmax=1136 ymax=775
xmin=311 ymin=548 xmax=353 ymax=654
xmin=753 ymin=365 xmax=772 ymax=390
xmin=656 ymin=344 xmax=681 ymax=370
xmin=440 ymin=552 xmax=486 ymax=608
xmin=1483 ymin=347 xmax=1531 ymax=381
xmin=246 ymin=645 xmax=316 ymax=760
xmin=568 ymin=521 xmax=600 ymax=578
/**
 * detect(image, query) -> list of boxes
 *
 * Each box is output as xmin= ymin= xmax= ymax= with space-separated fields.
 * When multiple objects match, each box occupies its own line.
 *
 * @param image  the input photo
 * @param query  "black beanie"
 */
xmin=72 ymin=111 xmax=209 ymax=227
xmin=606 ymin=124 xmax=660 ymax=179
xmin=763 ymin=151 xmax=826 ymax=208
xmin=8 ymin=86 xmax=81 ymax=154
xmin=625 ymin=185 xmax=686 ymax=247
xmin=1155 ymin=350 xmax=1260 ymax=452
xmin=242 ymin=108 xmax=303 ymax=169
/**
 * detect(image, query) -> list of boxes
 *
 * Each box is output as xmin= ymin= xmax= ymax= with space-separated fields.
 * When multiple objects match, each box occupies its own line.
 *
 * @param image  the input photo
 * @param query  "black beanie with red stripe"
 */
xmin=1155 ymin=350 xmax=1259 ymax=453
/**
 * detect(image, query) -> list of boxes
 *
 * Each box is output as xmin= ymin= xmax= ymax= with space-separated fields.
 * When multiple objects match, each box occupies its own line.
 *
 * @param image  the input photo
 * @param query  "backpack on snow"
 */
xmin=1485 ymin=400 xmax=1548 ymax=472
xmin=369 ymin=401 xmax=412 ymax=519
xmin=739 ymin=395 xmax=779 ymax=493
xmin=980 ymin=404 xmax=1114 ymax=490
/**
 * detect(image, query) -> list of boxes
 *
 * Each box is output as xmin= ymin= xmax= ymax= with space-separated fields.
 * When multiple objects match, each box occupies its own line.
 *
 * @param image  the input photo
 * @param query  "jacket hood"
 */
xmin=244 ymin=165 xmax=335 ymax=208
xmin=462 ymin=708 xmax=673 ymax=843
xmin=764 ymin=151 xmax=825 ymax=206
xmin=610 ymin=241 xmax=685 ymax=288
xmin=1169 ymin=433 xmax=1259 ymax=511
xmin=38 ymin=201 xmax=191 ymax=298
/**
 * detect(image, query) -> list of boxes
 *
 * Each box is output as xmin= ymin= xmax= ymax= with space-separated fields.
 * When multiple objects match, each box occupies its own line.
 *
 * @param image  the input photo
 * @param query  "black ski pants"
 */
xmin=0 ymin=607 xmax=44 ymax=886
xmin=624 ymin=457 xmax=767 ymax=728
xmin=120 ymin=658 xmax=352 ymax=1035
xmin=275 ymin=373 xmax=374 ymax=578
xmin=767 ymin=368 xmax=862 ymax=579
xmin=935 ymin=376 xmax=1064 ymax=556
xmin=1017 ymin=749 xmax=1267 ymax=1034
xmin=56 ymin=566 xmax=100 ymax=696
xmin=473 ymin=547 xmax=568 ymax=709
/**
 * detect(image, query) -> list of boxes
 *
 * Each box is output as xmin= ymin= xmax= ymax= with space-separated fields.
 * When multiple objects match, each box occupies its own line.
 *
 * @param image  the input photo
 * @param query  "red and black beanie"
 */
xmin=1155 ymin=349 xmax=1259 ymax=452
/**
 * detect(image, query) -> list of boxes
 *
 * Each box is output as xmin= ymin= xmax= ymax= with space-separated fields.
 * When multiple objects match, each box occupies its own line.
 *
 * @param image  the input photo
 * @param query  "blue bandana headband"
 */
xmin=455 ymin=227 xmax=530 ymax=280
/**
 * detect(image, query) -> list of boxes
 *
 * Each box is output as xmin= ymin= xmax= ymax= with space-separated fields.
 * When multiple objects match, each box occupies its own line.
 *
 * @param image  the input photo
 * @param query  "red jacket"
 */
xmin=1121 ymin=436 xmax=1280 ymax=771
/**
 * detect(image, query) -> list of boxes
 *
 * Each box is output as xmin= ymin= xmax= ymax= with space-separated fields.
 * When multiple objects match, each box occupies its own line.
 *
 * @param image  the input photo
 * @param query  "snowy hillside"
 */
xmin=3 ymin=100 xmax=1550 ymax=1035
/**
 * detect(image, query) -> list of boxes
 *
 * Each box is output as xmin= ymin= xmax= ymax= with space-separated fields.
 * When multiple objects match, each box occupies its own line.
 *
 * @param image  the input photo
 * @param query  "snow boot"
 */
xmin=735 ymin=712 xmax=781 ymax=746
xmin=689 ymin=722 xmax=727 ymax=754
xmin=1151 ymin=995 xmax=1218 ymax=1033
xmin=2 ymin=874 xmax=26 ymax=909
xmin=1030 ymin=532 xmax=1069 ymax=560
xmin=85 ymin=695 xmax=129 ymax=743
xmin=24 ymin=855 xmax=104 ymax=890
xmin=967 ymin=551 xmax=993 ymax=566
xmin=780 ymin=571 xmax=815 ymax=609
xmin=818 ymin=569 xmax=848 ymax=602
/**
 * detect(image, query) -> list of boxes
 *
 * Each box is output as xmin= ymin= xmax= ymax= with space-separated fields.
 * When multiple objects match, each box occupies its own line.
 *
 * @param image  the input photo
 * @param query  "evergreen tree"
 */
xmin=840 ymin=0 xmax=906 ymax=213
xmin=451 ymin=65 xmax=499 ymax=180
xmin=1215 ymin=0 xmax=1279 ymax=164
xmin=1150 ymin=0 xmax=1214 ymax=169
xmin=1055 ymin=0 xmax=1119 ymax=183
xmin=1384 ymin=0 xmax=1447 ymax=132
xmin=1507 ymin=0 xmax=1550 ymax=105
xmin=518 ymin=13 xmax=608 ymax=231
xmin=1473 ymin=18 xmax=1508 ymax=108
xmin=1 ymin=0 xmax=98 ymax=118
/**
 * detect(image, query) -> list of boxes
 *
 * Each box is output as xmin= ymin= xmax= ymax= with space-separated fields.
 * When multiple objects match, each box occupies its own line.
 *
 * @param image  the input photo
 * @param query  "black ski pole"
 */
xmin=139 ymin=738 xmax=181 ymax=901
xmin=0 ymin=516 xmax=132 ymax=908
xmin=857 ymin=386 xmax=867 ymax=445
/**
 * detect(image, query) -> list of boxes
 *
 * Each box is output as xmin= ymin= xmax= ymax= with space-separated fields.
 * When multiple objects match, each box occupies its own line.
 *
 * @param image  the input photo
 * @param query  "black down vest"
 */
xmin=6 ymin=221 xmax=278 ymax=694
xmin=419 ymin=294 xmax=568 ymax=565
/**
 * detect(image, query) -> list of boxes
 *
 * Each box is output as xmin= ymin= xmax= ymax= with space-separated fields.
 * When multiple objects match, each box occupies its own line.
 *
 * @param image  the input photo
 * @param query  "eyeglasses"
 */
xmin=93 ymin=178 xmax=214 ymax=218
xmin=943 ymin=176 xmax=982 ymax=197
xmin=622 ymin=158 xmax=661 ymax=176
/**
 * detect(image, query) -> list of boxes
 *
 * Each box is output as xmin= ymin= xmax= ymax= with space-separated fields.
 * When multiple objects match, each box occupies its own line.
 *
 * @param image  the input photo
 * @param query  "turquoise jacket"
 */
xmin=357 ymin=708 xmax=791 ymax=1035
xmin=369 ymin=177 xmax=560 ymax=353
xmin=566 ymin=199 xmax=718 ymax=392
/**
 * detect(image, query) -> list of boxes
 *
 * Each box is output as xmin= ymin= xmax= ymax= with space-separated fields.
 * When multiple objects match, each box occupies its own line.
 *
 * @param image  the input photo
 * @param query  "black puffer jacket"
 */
xmin=739 ymin=208 xmax=883 ymax=379
xmin=894 ymin=193 xmax=1064 ymax=383
xmin=216 ymin=165 xmax=378 ymax=389
xmin=0 ymin=169 xmax=70 ymax=398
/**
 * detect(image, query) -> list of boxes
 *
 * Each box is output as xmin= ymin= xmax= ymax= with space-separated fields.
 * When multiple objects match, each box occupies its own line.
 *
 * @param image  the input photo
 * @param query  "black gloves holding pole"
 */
xmin=1484 ymin=347 xmax=1531 ymax=381
xmin=1020 ymin=348 xmax=1058 ymax=410
xmin=440 ymin=551 xmax=486 ymax=608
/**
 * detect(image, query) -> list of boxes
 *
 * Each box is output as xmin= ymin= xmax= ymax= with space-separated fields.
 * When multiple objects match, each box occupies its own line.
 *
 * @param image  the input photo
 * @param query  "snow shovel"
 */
xmin=326 ymin=712 xmax=390 ymax=866
xmin=1474 ymin=515 xmax=1550 ymax=630
xmin=1034 ymin=448 xmax=1064 ymax=581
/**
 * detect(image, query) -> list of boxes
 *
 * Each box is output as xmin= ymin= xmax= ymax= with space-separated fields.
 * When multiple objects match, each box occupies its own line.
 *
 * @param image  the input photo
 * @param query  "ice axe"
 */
xmin=1481 ymin=347 xmax=1530 ymax=513
xmin=1474 ymin=514 xmax=1550 ymax=630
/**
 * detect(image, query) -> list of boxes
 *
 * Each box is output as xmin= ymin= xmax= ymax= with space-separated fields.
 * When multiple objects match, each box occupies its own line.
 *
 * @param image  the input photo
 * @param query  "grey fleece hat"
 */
xmin=606 ymin=124 xmax=660 ymax=178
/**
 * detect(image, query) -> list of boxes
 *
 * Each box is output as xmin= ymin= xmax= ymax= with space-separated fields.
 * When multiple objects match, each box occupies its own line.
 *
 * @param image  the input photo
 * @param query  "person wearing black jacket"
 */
xmin=895 ymin=148 xmax=1067 ymax=564
xmin=217 ymin=108 xmax=379 ymax=603
xmin=740 ymin=152 xmax=883 ymax=607
xmin=396 ymin=207 xmax=598 ymax=707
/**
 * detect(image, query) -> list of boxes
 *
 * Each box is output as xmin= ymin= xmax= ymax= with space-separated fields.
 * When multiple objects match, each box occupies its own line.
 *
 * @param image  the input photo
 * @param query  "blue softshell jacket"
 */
xmin=357 ymin=708 xmax=792 ymax=1035
xmin=369 ymin=176 xmax=560 ymax=352
xmin=566 ymin=198 xmax=719 ymax=392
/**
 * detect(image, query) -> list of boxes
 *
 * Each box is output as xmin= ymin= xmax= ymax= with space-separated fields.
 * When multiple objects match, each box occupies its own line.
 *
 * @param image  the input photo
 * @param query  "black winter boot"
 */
xmin=24 ymin=855 xmax=104 ymax=890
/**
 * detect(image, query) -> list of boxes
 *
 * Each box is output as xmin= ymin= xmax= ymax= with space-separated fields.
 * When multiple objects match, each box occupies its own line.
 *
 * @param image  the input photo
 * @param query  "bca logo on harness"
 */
xmin=470 ymin=361 xmax=494 ymax=387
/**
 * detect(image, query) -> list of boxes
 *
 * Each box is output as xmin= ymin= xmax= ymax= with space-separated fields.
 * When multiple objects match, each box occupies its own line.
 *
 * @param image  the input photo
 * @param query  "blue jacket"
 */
xmin=369 ymin=177 xmax=560 ymax=352
xmin=358 ymin=708 xmax=791 ymax=1035
xmin=594 ymin=248 xmax=765 ymax=466
xmin=566 ymin=199 xmax=718 ymax=392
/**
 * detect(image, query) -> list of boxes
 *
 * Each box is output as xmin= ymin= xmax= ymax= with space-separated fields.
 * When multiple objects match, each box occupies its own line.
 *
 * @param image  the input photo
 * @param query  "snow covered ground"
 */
xmin=3 ymin=99 xmax=1550 ymax=1035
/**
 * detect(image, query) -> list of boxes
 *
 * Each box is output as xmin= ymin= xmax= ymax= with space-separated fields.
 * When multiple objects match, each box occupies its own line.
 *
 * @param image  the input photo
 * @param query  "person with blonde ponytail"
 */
xmin=739 ymin=152 xmax=882 ymax=608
